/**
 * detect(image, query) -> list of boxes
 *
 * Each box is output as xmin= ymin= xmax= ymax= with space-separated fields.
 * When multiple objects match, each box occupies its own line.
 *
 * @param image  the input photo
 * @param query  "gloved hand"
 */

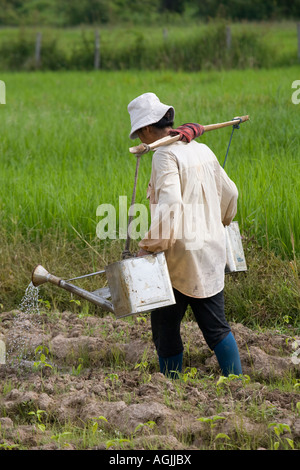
xmin=168 ymin=123 xmax=205 ymax=143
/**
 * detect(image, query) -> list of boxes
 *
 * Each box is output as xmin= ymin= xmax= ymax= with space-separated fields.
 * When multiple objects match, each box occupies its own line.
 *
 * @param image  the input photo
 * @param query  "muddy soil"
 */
xmin=0 ymin=307 xmax=299 ymax=451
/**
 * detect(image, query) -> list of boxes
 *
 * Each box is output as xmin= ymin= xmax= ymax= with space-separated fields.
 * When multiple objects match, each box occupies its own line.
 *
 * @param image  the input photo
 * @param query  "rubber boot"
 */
xmin=159 ymin=352 xmax=183 ymax=379
xmin=213 ymin=331 xmax=242 ymax=376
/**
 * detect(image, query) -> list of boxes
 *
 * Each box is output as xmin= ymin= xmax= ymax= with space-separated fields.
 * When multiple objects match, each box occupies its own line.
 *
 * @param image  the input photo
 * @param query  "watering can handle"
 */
xmin=122 ymin=154 xmax=142 ymax=259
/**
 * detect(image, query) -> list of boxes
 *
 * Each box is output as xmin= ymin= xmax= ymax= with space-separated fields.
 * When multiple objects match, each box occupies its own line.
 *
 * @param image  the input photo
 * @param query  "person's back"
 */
xmin=140 ymin=140 xmax=238 ymax=298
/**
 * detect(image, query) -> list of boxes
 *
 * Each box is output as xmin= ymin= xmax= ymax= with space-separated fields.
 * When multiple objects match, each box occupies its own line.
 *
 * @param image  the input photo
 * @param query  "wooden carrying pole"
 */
xmin=129 ymin=115 xmax=249 ymax=155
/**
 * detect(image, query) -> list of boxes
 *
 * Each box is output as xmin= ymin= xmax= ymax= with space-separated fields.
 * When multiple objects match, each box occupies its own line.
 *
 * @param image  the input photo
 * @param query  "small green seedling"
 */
xmin=91 ymin=415 xmax=108 ymax=434
xmin=215 ymin=433 xmax=231 ymax=440
xmin=196 ymin=415 xmax=227 ymax=446
xmin=216 ymin=374 xmax=250 ymax=387
xmin=134 ymin=420 xmax=156 ymax=435
xmin=50 ymin=431 xmax=72 ymax=448
xmin=136 ymin=316 xmax=147 ymax=324
xmin=104 ymin=373 xmax=119 ymax=384
xmin=197 ymin=415 xmax=226 ymax=427
xmin=0 ymin=442 xmax=19 ymax=450
xmin=268 ymin=422 xmax=293 ymax=450
xmin=28 ymin=409 xmax=47 ymax=432
xmin=105 ymin=438 xmax=131 ymax=450
xmin=38 ymin=299 xmax=51 ymax=310
xmin=72 ymin=358 xmax=83 ymax=376
xmin=182 ymin=367 xmax=198 ymax=383
xmin=34 ymin=345 xmax=52 ymax=370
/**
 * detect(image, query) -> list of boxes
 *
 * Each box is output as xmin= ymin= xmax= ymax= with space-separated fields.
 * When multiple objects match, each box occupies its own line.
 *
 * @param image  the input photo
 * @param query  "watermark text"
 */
xmin=0 ymin=80 xmax=6 ymax=104
xmin=291 ymin=80 xmax=300 ymax=104
xmin=96 ymin=196 xmax=206 ymax=250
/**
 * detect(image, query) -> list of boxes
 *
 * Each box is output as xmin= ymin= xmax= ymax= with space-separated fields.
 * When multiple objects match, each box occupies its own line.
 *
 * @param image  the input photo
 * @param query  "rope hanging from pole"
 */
xmin=222 ymin=117 xmax=243 ymax=169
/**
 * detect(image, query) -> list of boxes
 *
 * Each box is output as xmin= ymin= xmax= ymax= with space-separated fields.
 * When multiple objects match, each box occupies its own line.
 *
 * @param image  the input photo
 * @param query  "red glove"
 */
xmin=169 ymin=123 xmax=205 ymax=143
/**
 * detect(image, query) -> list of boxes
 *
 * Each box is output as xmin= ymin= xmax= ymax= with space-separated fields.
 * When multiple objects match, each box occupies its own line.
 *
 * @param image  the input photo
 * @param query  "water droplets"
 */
xmin=5 ymin=282 xmax=43 ymax=367
xmin=19 ymin=282 xmax=40 ymax=316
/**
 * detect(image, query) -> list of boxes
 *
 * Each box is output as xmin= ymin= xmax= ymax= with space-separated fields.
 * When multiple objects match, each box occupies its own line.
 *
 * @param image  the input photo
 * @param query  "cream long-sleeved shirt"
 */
xmin=138 ymin=140 xmax=238 ymax=299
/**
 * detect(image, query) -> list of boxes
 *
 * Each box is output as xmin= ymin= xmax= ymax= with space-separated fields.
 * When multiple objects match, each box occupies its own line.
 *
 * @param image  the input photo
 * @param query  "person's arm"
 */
xmin=138 ymin=149 xmax=182 ymax=253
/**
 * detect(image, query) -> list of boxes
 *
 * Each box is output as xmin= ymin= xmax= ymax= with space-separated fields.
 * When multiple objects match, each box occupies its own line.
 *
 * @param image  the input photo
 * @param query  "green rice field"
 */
xmin=0 ymin=66 xmax=299 ymax=258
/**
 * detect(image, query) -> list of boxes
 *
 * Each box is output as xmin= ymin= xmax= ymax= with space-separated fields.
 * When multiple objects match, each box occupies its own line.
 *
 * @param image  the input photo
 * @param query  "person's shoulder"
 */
xmin=190 ymin=141 xmax=219 ymax=160
xmin=168 ymin=140 xmax=216 ymax=158
xmin=189 ymin=140 xmax=211 ymax=151
xmin=152 ymin=144 xmax=178 ymax=169
xmin=153 ymin=143 xmax=176 ymax=160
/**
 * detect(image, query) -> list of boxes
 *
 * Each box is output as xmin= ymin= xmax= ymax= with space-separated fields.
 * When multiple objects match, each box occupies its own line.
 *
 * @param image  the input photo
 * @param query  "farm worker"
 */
xmin=127 ymin=92 xmax=243 ymax=379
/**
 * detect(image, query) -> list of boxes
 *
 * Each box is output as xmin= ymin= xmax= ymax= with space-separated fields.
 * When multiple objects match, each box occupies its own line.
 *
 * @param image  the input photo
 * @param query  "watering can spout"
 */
xmin=31 ymin=264 xmax=115 ymax=314
xmin=32 ymin=264 xmax=61 ymax=287
xmin=32 ymin=265 xmax=52 ymax=287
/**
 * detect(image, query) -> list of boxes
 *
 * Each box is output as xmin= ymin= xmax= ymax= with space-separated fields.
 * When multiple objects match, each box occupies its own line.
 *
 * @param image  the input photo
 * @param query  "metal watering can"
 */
xmin=32 ymin=252 xmax=175 ymax=318
xmin=31 ymin=223 xmax=246 ymax=318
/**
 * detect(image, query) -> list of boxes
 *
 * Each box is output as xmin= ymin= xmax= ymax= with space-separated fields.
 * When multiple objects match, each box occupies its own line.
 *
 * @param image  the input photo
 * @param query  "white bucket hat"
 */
xmin=128 ymin=92 xmax=175 ymax=140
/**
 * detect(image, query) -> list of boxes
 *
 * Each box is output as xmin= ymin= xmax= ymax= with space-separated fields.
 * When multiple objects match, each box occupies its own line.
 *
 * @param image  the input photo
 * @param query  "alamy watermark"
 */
xmin=291 ymin=80 xmax=300 ymax=104
xmin=0 ymin=80 xmax=6 ymax=104
xmin=0 ymin=340 xmax=6 ymax=365
xmin=96 ymin=196 xmax=206 ymax=250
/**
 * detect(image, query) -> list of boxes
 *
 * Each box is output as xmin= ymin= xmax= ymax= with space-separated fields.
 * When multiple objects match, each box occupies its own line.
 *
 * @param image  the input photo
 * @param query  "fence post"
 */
xmin=94 ymin=30 xmax=100 ymax=70
xmin=226 ymin=25 xmax=231 ymax=50
xmin=35 ymin=32 xmax=42 ymax=68
xmin=298 ymin=23 xmax=300 ymax=62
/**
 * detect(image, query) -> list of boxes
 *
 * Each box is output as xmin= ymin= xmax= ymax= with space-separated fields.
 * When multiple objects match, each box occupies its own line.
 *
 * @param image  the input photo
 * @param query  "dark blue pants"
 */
xmin=151 ymin=288 xmax=242 ymax=377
